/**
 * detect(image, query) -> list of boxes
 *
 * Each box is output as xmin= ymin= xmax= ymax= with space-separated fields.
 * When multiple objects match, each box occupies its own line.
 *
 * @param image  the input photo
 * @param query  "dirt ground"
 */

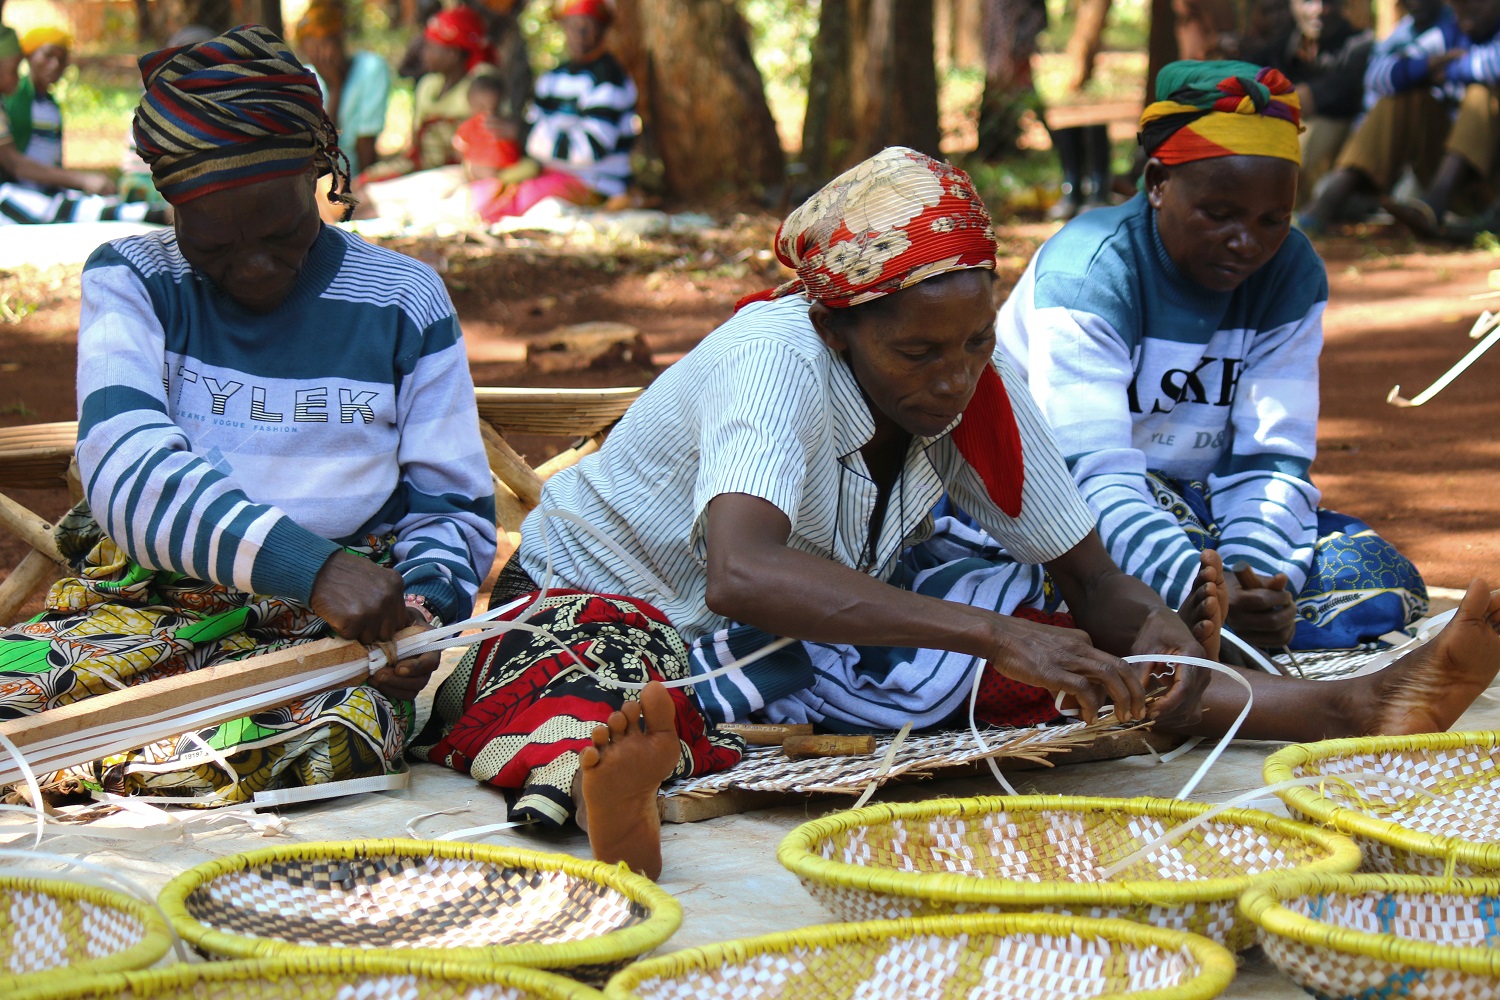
xmin=3 ymin=220 xmax=1499 ymax=620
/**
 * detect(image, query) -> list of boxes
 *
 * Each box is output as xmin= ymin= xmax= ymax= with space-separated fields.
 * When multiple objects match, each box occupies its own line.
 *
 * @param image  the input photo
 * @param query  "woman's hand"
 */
xmin=369 ymin=610 xmax=441 ymax=702
xmin=987 ymin=615 xmax=1152 ymax=724
xmin=309 ymin=550 xmax=407 ymax=644
xmin=1225 ymin=564 xmax=1297 ymax=648
xmin=1126 ymin=606 xmax=1210 ymax=730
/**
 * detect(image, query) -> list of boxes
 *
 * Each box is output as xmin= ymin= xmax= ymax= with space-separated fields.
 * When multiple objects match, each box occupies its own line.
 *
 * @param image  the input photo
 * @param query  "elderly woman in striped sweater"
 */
xmin=0 ymin=27 xmax=495 ymax=805
xmin=416 ymin=144 xmax=1500 ymax=882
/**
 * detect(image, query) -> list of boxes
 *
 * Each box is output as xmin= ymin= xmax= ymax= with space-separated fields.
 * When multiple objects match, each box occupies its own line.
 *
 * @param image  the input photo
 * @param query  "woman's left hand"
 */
xmin=369 ymin=611 xmax=441 ymax=702
xmin=1128 ymin=607 xmax=1210 ymax=729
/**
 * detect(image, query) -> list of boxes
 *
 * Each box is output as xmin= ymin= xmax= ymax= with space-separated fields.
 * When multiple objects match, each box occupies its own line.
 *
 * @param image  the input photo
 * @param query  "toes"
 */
xmin=606 ymin=709 xmax=631 ymax=738
xmin=640 ymin=681 xmax=677 ymax=735
xmin=591 ymin=723 xmax=610 ymax=749
xmin=580 ymin=745 xmax=601 ymax=769
xmin=620 ymin=699 xmax=644 ymax=732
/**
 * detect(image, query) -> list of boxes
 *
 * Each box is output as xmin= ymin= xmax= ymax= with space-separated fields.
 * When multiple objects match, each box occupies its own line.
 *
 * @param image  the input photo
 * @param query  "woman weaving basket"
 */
xmin=417 ymin=145 xmax=1500 ymax=881
xmin=0 ymin=27 xmax=496 ymax=803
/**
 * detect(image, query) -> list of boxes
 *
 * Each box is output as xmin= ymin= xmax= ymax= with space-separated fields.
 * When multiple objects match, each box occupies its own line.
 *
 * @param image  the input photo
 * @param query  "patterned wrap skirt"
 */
xmin=410 ymin=559 xmax=744 ymax=829
xmin=0 ymin=503 xmax=407 ymax=804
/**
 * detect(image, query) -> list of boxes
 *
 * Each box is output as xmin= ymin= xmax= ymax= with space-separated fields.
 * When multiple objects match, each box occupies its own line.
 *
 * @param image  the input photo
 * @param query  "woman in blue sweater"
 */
xmin=999 ymin=60 xmax=1426 ymax=653
xmin=0 ymin=27 xmax=495 ymax=805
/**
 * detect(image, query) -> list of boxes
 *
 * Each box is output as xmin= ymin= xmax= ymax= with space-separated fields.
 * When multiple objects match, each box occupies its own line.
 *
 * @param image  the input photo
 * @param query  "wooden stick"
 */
xmin=719 ymin=722 xmax=814 ymax=747
xmin=535 ymin=436 xmax=602 ymax=482
xmin=0 ymin=492 xmax=63 ymax=564
xmin=0 ymin=548 xmax=58 ymax=625
xmin=783 ymin=734 xmax=878 ymax=760
xmin=478 ymin=421 xmax=544 ymax=508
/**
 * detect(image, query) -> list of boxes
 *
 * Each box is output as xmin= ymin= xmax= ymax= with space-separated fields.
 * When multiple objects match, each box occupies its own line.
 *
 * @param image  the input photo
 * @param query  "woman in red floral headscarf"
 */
xmin=416 ymin=145 xmax=1500 ymax=884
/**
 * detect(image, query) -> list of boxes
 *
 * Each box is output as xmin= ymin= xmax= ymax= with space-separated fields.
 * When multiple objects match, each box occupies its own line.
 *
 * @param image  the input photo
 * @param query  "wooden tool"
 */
xmin=782 ymin=734 xmax=877 ymax=760
xmin=718 ymin=723 xmax=813 ymax=747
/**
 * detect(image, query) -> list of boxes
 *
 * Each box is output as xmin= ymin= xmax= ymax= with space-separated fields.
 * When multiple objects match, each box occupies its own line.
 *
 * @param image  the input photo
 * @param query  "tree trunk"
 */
xmin=176 ymin=0 xmax=236 ymax=33
xmin=134 ymin=0 xmax=156 ymax=43
xmin=612 ymin=0 xmax=784 ymax=201
xmin=1145 ymin=0 xmax=1178 ymax=104
xmin=975 ymin=0 xmax=1047 ymax=160
xmin=802 ymin=0 xmax=858 ymax=184
xmin=1065 ymin=0 xmax=1112 ymax=91
xmin=854 ymin=0 xmax=940 ymax=160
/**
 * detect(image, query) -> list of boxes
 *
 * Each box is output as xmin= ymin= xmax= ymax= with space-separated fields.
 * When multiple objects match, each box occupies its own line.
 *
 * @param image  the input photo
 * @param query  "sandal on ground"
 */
xmin=1382 ymin=196 xmax=1449 ymax=241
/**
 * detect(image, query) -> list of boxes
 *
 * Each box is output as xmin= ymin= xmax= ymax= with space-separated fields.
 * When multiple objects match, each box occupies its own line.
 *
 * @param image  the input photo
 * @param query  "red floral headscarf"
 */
xmin=425 ymin=6 xmax=494 ymax=72
xmin=738 ymin=147 xmax=1025 ymax=518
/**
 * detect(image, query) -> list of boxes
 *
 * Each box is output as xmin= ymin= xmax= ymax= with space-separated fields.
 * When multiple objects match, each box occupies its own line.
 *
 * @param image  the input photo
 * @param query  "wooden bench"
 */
xmin=0 ymin=386 xmax=643 ymax=624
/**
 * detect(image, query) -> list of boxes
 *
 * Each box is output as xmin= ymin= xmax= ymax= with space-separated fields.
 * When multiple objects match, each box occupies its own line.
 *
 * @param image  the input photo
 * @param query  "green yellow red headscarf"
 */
xmin=1139 ymin=60 xmax=1301 ymax=166
xmin=0 ymin=27 xmax=20 ymax=60
xmin=20 ymin=26 xmax=72 ymax=56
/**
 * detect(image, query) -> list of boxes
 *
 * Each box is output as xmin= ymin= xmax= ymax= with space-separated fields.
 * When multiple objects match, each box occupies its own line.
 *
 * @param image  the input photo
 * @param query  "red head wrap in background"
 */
xmin=557 ymin=0 xmax=614 ymax=23
xmin=737 ymin=146 xmax=1025 ymax=518
xmin=425 ymin=6 xmax=494 ymax=72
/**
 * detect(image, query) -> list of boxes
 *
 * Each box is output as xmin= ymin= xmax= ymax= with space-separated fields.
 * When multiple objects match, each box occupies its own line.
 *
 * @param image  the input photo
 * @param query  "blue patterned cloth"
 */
xmin=1147 ymin=473 xmax=1428 ymax=650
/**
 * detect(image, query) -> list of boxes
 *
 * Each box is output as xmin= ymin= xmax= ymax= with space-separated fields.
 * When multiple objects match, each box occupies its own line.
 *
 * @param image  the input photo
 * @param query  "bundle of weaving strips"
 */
xmin=666 ymin=719 xmax=1131 ymax=799
xmin=158 ymin=840 xmax=679 ymax=982
xmin=777 ymin=795 xmax=1360 ymax=951
xmin=1241 ymin=871 xmax=1500 ymax=1000
xmin=11 ymin=955 xmax=602 ymax=1000
xmin=0 ymin=875 xmax=173 ymax=997
xmin=602 ymin=913 xmax=1236 ymax=1000
xmin=1265 ymin=731 xmax=1500 ymax=875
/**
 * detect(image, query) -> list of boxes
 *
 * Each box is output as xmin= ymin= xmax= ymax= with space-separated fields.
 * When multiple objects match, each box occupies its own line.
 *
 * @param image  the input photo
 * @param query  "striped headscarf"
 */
xmin=424 ymin=6 xmax=493 ymax=72
xmin=1139 ymin=60 xmax=1302 ymax=166
xmin=738 ymin=147 xmax=1025 ymax=518
xmin=132 ymin=25 xmax=353 ymax=216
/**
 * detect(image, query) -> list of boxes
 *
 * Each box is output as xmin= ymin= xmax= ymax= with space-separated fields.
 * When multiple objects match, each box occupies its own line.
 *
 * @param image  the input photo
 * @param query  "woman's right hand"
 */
xmin=309 ymin=550 xmax=407 ymax=644
xmin=986 ymin=614 xmax=1150 ymax=724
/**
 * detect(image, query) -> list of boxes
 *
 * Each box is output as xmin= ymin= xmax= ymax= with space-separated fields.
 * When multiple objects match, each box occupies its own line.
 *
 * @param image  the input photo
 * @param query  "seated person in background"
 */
xmin=0 ymin=26 xmax=496 ymax=805
xmin=0 ymin=27 xmax=164 ymax=225
xmin=1300 ymin=0 xmax=1465 ymax=232
xmin=998 ymin=60 xmax=1428 ymax=653
xmin=415 ymin=144 xmax=1500 ymax=882
xmin=1378 ymin=0 xmax=1500 ymax=238
xmin=454 ymin=72 xmax=540 ymax=222
xmin=359 ymin=4 xmax=492 ymax=185
xmin=522 ymin=0 xmax=638 ymax=209
xmin=297 ymin=0 xmax=392 ymax=176
xmin=1244 ymin=0 xmax=1372 ymax=199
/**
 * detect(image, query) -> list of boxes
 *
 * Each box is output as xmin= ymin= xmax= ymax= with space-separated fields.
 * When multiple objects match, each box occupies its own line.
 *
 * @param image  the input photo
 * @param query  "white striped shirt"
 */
xmin=517 ymin=294 xmax=1096 ymax=642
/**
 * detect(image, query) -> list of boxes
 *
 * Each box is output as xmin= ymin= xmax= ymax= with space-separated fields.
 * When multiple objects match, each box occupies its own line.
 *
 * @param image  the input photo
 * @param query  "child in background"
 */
xmin=454 ymin=73 xmax=539 ymax=222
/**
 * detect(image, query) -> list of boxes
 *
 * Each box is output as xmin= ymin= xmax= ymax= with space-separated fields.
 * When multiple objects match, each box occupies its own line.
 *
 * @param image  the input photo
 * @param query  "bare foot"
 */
xmin=1362 ymin=580 xmax=1500 ymax=735
xmin=577 ymin=681 xmax=682 ymax=880
xmin=1178 ymin=549 xmax=1226 ymax=662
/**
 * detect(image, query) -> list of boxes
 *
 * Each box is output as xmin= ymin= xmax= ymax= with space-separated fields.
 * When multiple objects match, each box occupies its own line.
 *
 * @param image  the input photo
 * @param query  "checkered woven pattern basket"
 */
xmin=0 ymin=875 xmax=174 ymax=997
xmin=157 ymin=839 xmax=679 ymax=980
xmin=1264 ymin=731 xmax=1500 ymax=876
xmin=602 ymin=913 xmax=1237 ymax=999
xmin=1240 ymin=871 xmax=1500 ymax=1000
xmin=9 ymin=954 xmax=603 ymax=1000
xmin=777 ymin=795 xmax=1361 ymax=951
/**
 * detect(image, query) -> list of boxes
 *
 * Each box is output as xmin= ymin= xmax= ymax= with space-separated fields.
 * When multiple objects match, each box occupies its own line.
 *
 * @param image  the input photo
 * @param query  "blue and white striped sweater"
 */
xmin=997 ymin=195 xmax=1326 ymax=607
xmin=1364 ymin=9 xmax=1467 ymax=108
xmin=1445 ymin=20 xmax=1500 ymax=85
xmin=76 ymin=224 xmax=496 ymax=622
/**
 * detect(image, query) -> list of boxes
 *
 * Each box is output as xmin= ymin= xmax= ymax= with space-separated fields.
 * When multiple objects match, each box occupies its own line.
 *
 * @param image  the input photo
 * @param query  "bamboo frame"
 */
xmin=603 ymin=912 xmax=1238 ymax=1000
xmin=158 ymin=839 xmax=682 ymax=972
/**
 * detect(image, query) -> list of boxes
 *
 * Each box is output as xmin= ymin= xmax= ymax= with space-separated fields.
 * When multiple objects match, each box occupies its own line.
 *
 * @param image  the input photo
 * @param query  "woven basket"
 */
xmin=1241 ymin=871 xmax=1500 ymax=1000
xmin=10 ymin=954 xmax=603 ymax=1000
xmin=778 ymin=795 xmax=1361 ymax=951
xmin=0 ymin=875 xmax=174 ymax=997
xmin=158 ymin=839 xmax=679 ymax=980
xmin=603 ymin=913 xmax=1237 ymax=999
xmin=1264 ymin=731 xmax=1500 ymax=875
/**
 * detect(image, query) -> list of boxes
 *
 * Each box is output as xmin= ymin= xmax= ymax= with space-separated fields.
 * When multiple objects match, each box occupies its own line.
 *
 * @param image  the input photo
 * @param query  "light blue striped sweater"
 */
xmin=997 ymin=194 xmax=1326 ymax=608
xmin=76 ymin=224 xmax=497 ymax=623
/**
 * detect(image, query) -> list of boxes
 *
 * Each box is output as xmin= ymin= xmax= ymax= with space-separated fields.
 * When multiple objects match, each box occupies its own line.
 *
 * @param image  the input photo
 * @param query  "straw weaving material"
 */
xmin=1268 ymin=644 xmax=1388 ymax=680
xmin=1267 ymin=733 xmax=1500 ymax=876
xmin=603 ymin=913 xmax=1237 ymax=1000
xmin=0 ymin=878 xmax=173 ymax=996
xmin=1243 ymin=873 xmax=1500 ymax=1000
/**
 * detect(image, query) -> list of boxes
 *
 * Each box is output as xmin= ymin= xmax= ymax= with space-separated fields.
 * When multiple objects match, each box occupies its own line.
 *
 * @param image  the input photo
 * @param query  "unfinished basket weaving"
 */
xmin=1265 ymin=731 xmax=1500 ymax=875
xmin=10 ymin=954 xmax=602 ymax=1000
xmin=157 ymin=839 xmax=679 ymax=979
xmin=1241 ymin=871 xmax=1500 ymax=1000
xmin=603 ymin=913 xmax=1236 ymax=1000
xmin=777 ymin=795 xmax=1360 ymax=951
xmin=0 ymin=875 xmax=174 ymax=997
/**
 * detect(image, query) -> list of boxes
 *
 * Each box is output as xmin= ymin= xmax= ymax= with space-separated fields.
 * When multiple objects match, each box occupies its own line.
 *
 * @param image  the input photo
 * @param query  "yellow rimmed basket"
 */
xmin=0 ymin=875 xmax=175 ymax=997
xmin=777 ymin=795 xmax=1361 ymax=951
xmin=1264 ymin=731 xmax=1500 ymax=875
xmin=158 ymin=839 xmax=680 ymax=983
xmin=1240 ymin=871 xmax=1500 ymax=999
xmin=602 ymin=913 xmax=1237 ymax=999
xmin=9 ymin=954 xmax=603 ymax=1000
